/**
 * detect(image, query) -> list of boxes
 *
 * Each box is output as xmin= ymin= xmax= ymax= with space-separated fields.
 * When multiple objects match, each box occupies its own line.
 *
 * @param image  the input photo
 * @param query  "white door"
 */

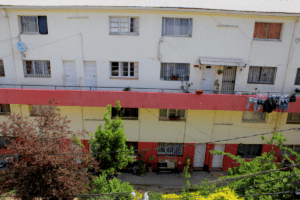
xmin=212 ymin=144 xmax=225 ymax=168
xmin=201 ymin=66 xmax=215 ymax=92
xmin=84 ymin=62 xmax=97 ymax=87
xmin=63 ymin=61 xmax=77 ymax=87
xmin=193 ymin=143 xmax=206 ymax=167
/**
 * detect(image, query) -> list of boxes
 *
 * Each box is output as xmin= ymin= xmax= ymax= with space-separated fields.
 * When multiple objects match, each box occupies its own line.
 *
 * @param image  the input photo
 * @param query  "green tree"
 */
xmin=89 ymin=101 xmax=134 ymax=175
xmin=208 ymin=132 xmax=300 ymax=200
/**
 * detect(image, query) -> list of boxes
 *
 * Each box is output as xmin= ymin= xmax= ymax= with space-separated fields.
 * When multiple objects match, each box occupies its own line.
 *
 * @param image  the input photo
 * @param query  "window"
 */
xmin=280 ymin=145 xmax=300 ymax=156
xmin=111 ymin=108 xmax=138 ymax=120
xmin=0 ymin=60 xmax=5 ymax=77
xmin=20 ymin=16 xmax=48 ymax=34
xmin=159 ymin=109 xmax=185 ymax=121
xmin=110 ymin=17 xmax=139 ymax=35
xmin=242 ymin=111 xmax=266 ymax=123
xmin=237 ymin=144 xmax=263 ymax=158
xmin=0 ymin=137 xmax=5 ymax=149
xmin=161 ymin=63 xmax=190 ymax=81
xmin=157 ymin=143 xmax=183 ymax=157
xmin=29 ymin=105 xmax=49 ymax=117
xmin=0 ymin=104 xmax=10 ymax=115
xmin=295 ymin=68 xmax=300 ymax=85
xmin=253 ymin=22 xmax=282 ymax=40
xmin=286 ymin=113 xmax=300 ymax=124
xmin=247 ymin=66 xmax=277 ymax=84
xmin=126 ymin=142 xmax=138 ymax=155
xmin=162 ymin=18 xmax=192 ymax=36
xmin=110 ymin=62 xmax=138 ymax=78
xmin=23 ymin=60 xmax=51 ymax=78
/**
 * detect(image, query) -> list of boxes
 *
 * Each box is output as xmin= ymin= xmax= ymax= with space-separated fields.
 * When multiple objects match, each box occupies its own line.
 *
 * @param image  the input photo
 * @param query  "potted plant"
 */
xmin=123 ymin=87 xmax=131 ymax=91
xmin=137 ymin=150 xmax=147 ymax=176
xmin=195 ymin=90 xmax=203 ymax=95
xmin=169 ymin=114 xmax=180 ymax=121
xmin=214 ymin=79 xmax=220 ymax=94
xmin=217 ymin=69 xmax=223 ymax=75
xmin=147 ymin=155 xmax=155 ymax=173
xmin=171 ymin=75 xmax=178 ymax=80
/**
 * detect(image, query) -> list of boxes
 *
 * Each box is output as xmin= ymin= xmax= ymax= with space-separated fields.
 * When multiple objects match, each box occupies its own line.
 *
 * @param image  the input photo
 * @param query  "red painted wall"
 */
xmin=138 ymin=142 xmax=157 ymax=169
xmin=0 ymin=88 xmax=299 ymax=112
xmin=222 ymin=144 xmax=239 ymax=171
xmin=81 ymin=140 xmax=90 ymax=152
xmin=205 ymin=143 xmax=215 ymax=170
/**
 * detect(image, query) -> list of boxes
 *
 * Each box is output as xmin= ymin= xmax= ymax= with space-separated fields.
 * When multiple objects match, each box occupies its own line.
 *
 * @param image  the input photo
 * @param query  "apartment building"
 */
xmin=0 ymin=1 xmax=300 ymax=171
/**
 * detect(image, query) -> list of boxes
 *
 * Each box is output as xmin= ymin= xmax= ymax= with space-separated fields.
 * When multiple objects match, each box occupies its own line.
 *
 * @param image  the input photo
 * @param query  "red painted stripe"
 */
xmin=0 ymin=89 xmax=299 ymax=112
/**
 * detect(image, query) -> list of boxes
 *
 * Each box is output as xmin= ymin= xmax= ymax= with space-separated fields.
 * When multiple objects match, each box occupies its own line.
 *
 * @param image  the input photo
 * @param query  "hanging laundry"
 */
xmin=246 ymin=96 xmax=266 ymax=111
xmin=263 ymin=98 xmax=276 ymax=113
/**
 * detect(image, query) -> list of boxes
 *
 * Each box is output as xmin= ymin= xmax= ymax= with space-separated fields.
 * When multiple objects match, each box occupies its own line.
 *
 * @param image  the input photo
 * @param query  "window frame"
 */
xmin=242 ymin=111 xmax=267 ymax=123
xmin=19 ymin=16 xmax=48 ymax=35
xmin=237 ymin=144 xmax=263 ymax=158
xmin=294 ymin=68 xmax=300 ymax=85
xmin=0 ymin=104 xmax=10 ymax=115
xmin=23 ymin=60 xmax=51 ymax=78
xmin=160 ymin=63 xmax=190 ymax=81
xmin=109 ymin=17 xmax=139 ymax=35
xmin=162 ymin=17 xmax=193 ymax=37
xmin=253 ymin=22 xmax=283 ymax=41
xmin=0 ymin=60 xmax=5 ymax=77
xmin=247 ymin=66 xmax=277 ymax=84
xmin=280 ymin=145 xmax=300 ymax=156
xmin=110 ymin=62 xmax=138 ymax=79
xmin=159 ymin=109 xmax=186 ymax=121
xmin=157 ymin=143 xmax=184 ymax=157
xmin=286 ymin=113 xmax=300 ymax=124
xmin=111 ymin=107 xmax=139 ymax=120
xmin=126 ymin=142 xmax=138 ymax=155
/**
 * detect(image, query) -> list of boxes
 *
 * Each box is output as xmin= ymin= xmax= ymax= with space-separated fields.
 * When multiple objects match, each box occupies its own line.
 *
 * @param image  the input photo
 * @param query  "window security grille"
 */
xmin=280 ymin=145 xmax=300 ymax=155
xmin=0 ymin=60 xmax=5 ymax=77
xmin=237 ymin=144 xmax=263 ymax=158
xmin=110 ymin=17 xmax=139 ymax=35
xmin=248 ymin=66 xmax=277 ymax=84
xmin=242 ymin=111 xmax=266 ymax=123
xmin=161 ymin=63 xmax=190 ymax=81
xmin=159 ymin=109 xmax=185 ymax=120
xmin=20 ymin=16 xmax=48 ymax=34
xmin=162 ymin=18 xmax=192 ymax=36
xmin=111 ymin=108 xmax=138 ymax=120
xmin=111 ymin=62 xmax=138 ymax=78
xmin=23 ymin=61 xmax=51 ymax=78
xmin=286 ymin=113 xmax=300 ymax=124
xmin=157 ymin=143 xmax=183 ymax=156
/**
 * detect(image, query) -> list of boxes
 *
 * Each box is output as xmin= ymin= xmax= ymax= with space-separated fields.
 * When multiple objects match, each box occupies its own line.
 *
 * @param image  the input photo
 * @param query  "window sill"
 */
xmin=161 ymin=79 xmax=189 ymax=82
xmin=159 ymin=118 xmax=186 ymax=122
xmin=247 ymin=82 xmax=274 ymax=85
xmin=286 ymin=122 xmax=300 ymax=124
xmin=0 ymin=113 xmax=10 ymax=115
xmin=157 ymin=154 xmax=183 ymax=157
xmin=111 ymin=117 xmax=138 ymax=120
xmin=21 ymin=33 xmax=48 ymax=35
xmin=109 ymin=33 xmax=139 ymax=36
xmin=242 ymin=121 xmax=266 ymax=123
xmin=162 ymin=35 xmax=192 ymax=38
xmin=253 ymin=38 xmax=281 ymax=42
xmin=24 ymin=75 xmax=51 ymax=78
xmin=110 ymin=77 xmax=138 ymax=80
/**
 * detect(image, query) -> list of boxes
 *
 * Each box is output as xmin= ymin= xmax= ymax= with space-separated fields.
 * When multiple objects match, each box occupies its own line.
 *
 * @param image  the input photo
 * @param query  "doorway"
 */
xmin=201 ymin=66 xmax=215 ymax=92
xmin=221 ymin=66 xmax=237 ymax=94
xmin=211 ymin=144 xmax=225 ymax=169
xmin=63 ymin=61 xmax=77 ymax=89
xmin=193 ymin=143 xmax=206 ymax=170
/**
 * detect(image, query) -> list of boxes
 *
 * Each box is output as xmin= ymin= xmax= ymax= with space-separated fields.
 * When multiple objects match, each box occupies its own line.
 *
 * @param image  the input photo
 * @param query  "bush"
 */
xmin=90 ymin=172 xmax=133 ymax=200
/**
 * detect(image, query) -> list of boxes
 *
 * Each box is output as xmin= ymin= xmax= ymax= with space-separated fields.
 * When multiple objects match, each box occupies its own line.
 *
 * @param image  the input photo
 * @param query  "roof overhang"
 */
xmin=199 ymin=57 xmax=246 ymax=67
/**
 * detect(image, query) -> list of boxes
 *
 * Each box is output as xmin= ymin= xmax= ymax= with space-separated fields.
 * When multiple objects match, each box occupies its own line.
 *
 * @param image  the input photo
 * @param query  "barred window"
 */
xmin=20 ymin=16 xmax=48 ymax=34
xmin=23 ymin=60 xmax=51 ymax=78
xmin=286 ymin=113 xmax=300 ymax=124
xmin=110 ymin=62 xmax=138 ymax=78
xmin=295 ymin=68 xmax=300 ymax=85
xmin=0 ymin=104 xmax=10 ymax=115
xmin=247 ymin=66 xmax=277 ymax=84
xmin=159 ymin=109 xmax=185 ymax=121
xmin=126 ymin=142 xmax=138 ymax=155
xmin=0 ymin=60 xmax=5 ymax=77
xmin=253 ymin=22 xmax=282 ymax=40
xmin=110 ymin=17 xmax=139 ymax=35
xmin=237 ymin=144 xmax=263 ymax=158
xmin=280 ymin=145 xmax=300 ymax=156
xmin=162 ymin=18 xmax=192 ymax=37
xmin=157 ymin=143 xmax=183 ymax=157
xmin=111 ymin=108 xmax=138 ymax=120
xmin=161 ymin=63 xmax=190 ymax=81
xmin=242 ymin=111 xmax=266 ymax=123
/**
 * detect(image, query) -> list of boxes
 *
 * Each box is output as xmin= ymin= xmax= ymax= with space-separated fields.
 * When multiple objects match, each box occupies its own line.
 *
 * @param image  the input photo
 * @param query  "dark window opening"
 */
xmin=0 ymin=104 xmax=10 ymax=115
xmin=126 ymin=142 xmax=138 ymax=155
xmin=112 ymin=108 xmax=138 ymax=120
xmin=237 ymin=144 xmax=263 ymax=158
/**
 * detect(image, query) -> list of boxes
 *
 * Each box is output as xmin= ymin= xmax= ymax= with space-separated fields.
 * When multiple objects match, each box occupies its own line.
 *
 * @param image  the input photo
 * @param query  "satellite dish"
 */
xmin=16 ymin=41 xmax=26 ymax=52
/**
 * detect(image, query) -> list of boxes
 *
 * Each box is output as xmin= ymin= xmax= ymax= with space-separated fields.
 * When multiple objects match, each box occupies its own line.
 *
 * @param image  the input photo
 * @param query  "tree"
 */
xmin=209 ymin=132 xmax=300 ymax=200
xmin=0 ymin=98 xmax=99 ymax=200
xmin=89 ymin=101 xmax=134 ymax=175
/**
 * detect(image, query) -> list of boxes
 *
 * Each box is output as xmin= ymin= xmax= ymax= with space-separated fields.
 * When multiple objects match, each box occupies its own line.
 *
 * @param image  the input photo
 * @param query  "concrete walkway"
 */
xmin=118 ymin=171 xmax=228 ymax=186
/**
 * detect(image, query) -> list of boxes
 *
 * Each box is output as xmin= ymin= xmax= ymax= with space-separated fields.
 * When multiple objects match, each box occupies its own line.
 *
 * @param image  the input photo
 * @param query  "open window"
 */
xmin=20 ymin=16 xmax=48 ymax=34
xmin=0 ymin=60 xmax=5 ymax=77
xmin=126 ymin=142 xmax=138 ymax=155
xmin=237 ymin=144 xmax=263 ymax=158
xmin=0 ymin=104 xmax=10 ymax=115
xmin=159 ymin=109 xmax=185 ymax=121
xmin=111 ymin=108 xmax=138 ymax=120
xmin=110 ymin=17 xmax=139 ymax=35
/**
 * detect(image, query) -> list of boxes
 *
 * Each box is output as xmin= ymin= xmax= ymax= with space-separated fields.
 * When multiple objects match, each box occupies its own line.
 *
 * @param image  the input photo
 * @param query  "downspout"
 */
xmin=282 ymin=17 xmax=299 ymax=94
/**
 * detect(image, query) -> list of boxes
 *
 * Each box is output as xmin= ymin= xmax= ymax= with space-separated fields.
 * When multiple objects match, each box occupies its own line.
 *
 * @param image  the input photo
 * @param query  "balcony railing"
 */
xmin=0 ymin=84 xmax=287 ymax=95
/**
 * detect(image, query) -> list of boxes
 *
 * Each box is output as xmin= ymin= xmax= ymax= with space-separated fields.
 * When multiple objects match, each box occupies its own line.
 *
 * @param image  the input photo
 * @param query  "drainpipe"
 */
xmin=282 ymin=17 xmax=299 ymax=94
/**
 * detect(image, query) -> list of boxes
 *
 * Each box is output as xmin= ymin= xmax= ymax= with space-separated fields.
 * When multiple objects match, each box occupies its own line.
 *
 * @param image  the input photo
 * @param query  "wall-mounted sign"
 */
xmin=16 ymin=41 xmax=26 ymax=52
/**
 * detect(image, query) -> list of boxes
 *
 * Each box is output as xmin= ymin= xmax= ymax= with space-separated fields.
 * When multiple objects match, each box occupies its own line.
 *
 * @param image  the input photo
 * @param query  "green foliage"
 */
xmin=183 ymin=157 xmax=191 ymax=191
xmin=89 ymin=101 xmax=134 ymax=175
xmin=208 ymin=132 xmax=300 ymax=200
xmin=91 ymin=172 xmax=133 ymax=200
xmin=137 ymin=150 xmax=147 ymax=176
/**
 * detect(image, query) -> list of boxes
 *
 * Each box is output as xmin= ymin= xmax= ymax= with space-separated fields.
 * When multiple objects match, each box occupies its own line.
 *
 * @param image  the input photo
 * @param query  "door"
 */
xmin=211 ymin=144 xmax=225 ymax=168
xmin=221 ymin=66 xmax=237 ymax=94
xmin=201 ymin=66 xmax=215 ymax=92
xmin=84 ymin=61 xmax=97 ymax=88
xmin=63 ymin=61 xmax=77 ymax=88
xmin=193 ymin=143 xmax=206 ymax=167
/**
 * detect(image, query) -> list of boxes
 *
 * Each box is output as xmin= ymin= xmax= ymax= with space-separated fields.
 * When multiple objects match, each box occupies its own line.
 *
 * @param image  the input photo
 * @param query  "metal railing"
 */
xmin=0 ymin=84 xmax=288 ymax=95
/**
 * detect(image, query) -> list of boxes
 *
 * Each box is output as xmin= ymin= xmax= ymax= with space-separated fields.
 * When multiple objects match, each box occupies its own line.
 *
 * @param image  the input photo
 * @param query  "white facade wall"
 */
xmin=0 ymin=9 xmax=299 ymax=93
